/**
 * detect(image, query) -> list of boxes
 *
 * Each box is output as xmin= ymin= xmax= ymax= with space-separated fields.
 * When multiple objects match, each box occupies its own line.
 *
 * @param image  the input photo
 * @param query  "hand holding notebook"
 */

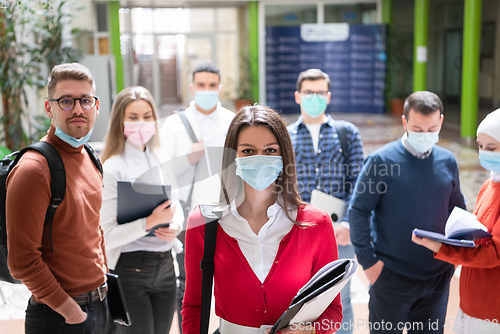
xmin=269 ymin=259 xmax=358 ymax=334
xmin=413 ymin=207 xmax=492 ymax=247
xmin=117 ymin=182 xmax=172 ymax=236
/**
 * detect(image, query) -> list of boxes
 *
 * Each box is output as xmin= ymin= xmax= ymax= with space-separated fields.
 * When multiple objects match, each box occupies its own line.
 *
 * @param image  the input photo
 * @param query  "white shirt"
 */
xmin=218 ymin=196 xmax=295 ymax=282
xmin=100 ymin=143 xmax=184 ymax=269
xmin=305 ymin=123 xmax=322 ymax=153
xmin=160 ymin=101 xmax=235 ymax=211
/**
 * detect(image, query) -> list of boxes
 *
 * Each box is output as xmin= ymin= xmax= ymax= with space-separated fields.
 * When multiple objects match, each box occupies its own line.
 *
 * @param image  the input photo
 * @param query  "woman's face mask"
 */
xmin=479 ymin=150 xmax=500 ymax=173
xmin=124 ymin=121 xmax=156 ymax=147
xmin=235 ymin=155 xmax=283 ymax=191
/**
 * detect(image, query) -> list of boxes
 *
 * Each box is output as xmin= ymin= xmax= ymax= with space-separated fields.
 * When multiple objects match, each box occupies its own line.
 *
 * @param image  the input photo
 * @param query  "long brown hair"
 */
xmin=220 ymin=105 xmax=305 ymax=222
xmin=101 ymin=86 xmax=161 ymax=163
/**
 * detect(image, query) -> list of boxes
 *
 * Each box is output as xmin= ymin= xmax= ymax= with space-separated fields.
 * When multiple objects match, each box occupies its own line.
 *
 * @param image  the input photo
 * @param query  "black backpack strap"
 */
xmin=199 ymin=204 xmax=221 ymax=334
xmin=84 ymin=143 xmax=103 ymax=176
xmin=16 ymin=142 xmax=65 ymax=253
xmin=334 ymin=121 xmax=349 ymax=162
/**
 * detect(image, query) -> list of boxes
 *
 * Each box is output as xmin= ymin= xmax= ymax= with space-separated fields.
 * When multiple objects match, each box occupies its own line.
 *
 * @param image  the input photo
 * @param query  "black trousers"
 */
xmin=113 ymin=250 xmax=177 ymax=334
xmin=368 ymin=266 xmax=455 ymax=334
xmin=25 ymin=295 xmax=117 ymax=334
xmin=176 ymin=250 xmax=186 ymax=334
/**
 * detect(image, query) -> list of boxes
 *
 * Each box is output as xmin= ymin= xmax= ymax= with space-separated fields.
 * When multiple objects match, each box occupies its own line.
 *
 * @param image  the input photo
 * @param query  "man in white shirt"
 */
xmin=160 ymin=63 xmax=234 ymax=332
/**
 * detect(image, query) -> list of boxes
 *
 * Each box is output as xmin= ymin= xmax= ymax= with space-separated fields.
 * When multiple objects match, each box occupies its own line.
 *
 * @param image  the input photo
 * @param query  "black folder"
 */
xmin=269 ymin=259 xmax=358 ymax=334
xmin=117 ymin=182 xmax=171 ymax=236
xmin=106 ymin=273 xmax=131 ymax=326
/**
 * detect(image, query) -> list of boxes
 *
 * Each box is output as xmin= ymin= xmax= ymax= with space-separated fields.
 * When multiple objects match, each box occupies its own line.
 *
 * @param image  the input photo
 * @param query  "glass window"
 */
xmin=189 ymin=8 xmax=215 ymax=32
xmin=96 ymin=4 xmax=108 ymax=32
xmin=119 ymin=8 xmax=130 ymax=34
xmin=154 ymin=8 xmax=190 ymax=34
xmin=217 ymin=33 xmax=239 ymax=100
xmin=98 ymin=37 xmax=109 ymax=55
xmin=73 ymin=30 xmax=95 ymax=55
xmin=324 ymin=4 xmax=377 ymax=24
xmin=216 ymin=8 xmax=238 ymax=32
xmin=131 ymin=8 xmax=153 ymax=34
xmin=265 ymin=4 xmax=317 ymax=26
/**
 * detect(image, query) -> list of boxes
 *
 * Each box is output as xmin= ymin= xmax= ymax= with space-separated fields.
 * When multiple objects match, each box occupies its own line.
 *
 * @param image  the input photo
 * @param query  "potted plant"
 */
xmin=0 ymin=0 xmax=82 ymax=151
xmin=234 ymin=51 xmax=254 ymax=111
xmin=386 ymin=31 xmax=413 ymax=115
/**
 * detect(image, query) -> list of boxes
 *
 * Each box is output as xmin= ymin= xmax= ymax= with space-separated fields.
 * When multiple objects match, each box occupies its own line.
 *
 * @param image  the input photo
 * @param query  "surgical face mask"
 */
xmin=124 ymin=121 xmax=156 ymax=147
xmin=479 ymin=150 xmax=500 ymax=173
xmin=301 ymin=94 xmax=328 ymax=118
xmin=194 ymin=90 xmax=219 ymax=111
xmin=235 ymin=155 xmax=283 ymax=192
xmin=407 ymin=130 xmax=439 ymax=154
xmin=55 ymin=127 xmax=93 ymax=148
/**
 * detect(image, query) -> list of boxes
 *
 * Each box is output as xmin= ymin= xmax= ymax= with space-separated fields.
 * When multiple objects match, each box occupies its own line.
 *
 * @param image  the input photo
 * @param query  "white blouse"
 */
xmin=218 ymin=195 xmax=296 ymax=283
xmin=101 ymin=143 xmax=184 ymax=269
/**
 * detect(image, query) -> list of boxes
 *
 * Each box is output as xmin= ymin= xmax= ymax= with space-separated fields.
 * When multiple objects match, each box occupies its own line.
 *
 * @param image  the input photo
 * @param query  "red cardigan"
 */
xmin=435 ymin=179 xmax=500 ymax=320
xmin=182 ymin=205 xmax=343 ymax=334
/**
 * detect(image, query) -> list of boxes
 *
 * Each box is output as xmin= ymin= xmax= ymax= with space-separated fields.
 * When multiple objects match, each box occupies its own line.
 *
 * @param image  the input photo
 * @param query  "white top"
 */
xmin=101 ymin=143 xmax=184 ymax=269
xmin=160 ymin=101 xmax=235 ymax=212
xmin=305 ymin=123 xmax=322 ymax=154
xmin=218 ymin=195 xmax=295 ymax=283
xmin=492 ymin=171 xmax=500 ymax=183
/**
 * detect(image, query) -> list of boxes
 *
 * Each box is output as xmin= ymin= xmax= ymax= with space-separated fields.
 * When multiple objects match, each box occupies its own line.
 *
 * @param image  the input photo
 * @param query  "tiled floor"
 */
xmin=0 ymin=111 xmax=489 ymax=333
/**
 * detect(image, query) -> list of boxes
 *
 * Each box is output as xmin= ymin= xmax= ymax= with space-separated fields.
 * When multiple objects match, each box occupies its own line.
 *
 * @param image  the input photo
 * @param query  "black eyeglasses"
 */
xmin=49 ymin=96 xmax=99 ymax=111
xmin=301 ymin=90 xmax=329 ymax=97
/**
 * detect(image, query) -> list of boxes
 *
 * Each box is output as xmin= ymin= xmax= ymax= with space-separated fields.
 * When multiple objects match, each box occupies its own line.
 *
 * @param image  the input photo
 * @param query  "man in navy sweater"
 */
xmin=349 ymin=91 xmax=465 ymax=333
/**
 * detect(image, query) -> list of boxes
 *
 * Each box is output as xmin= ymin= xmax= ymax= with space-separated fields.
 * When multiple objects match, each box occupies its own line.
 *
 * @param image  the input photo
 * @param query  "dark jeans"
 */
xmin=25 ymin=295 xmax=116 ymax=334
xmin=368 ymin=266 xmax=454 ymax=334
xmin=337 ymin=244 xmax=355 ymax=334
xmin=113 ymin=250 xmax=177 ymax=334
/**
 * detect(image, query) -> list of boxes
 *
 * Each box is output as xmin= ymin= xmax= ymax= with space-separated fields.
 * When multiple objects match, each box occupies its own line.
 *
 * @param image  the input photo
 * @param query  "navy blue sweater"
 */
xmin=349 ymin=139 xmax=466 ymax=280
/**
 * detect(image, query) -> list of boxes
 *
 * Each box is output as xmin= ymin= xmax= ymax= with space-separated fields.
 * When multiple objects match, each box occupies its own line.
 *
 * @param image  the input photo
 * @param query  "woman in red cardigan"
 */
xmin=412 ymin=108 xmax=500 ymax=333
xmin=182 ymin=105 xmax=343 ymax=334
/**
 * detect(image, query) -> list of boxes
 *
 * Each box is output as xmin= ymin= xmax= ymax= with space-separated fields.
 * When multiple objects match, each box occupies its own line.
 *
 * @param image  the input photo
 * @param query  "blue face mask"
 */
xmin=407 ymin=131 xmax=439 ymax=154
xmin=55 ymin=127 xmax=93 ymax=148
xmin=479 ymin=150 xmax=500 ymax=173
xmin=194 ymin=90 xmax=219 ymax=111
xmin=235 ymin=155 xmax=283 ymax=192
xmin=301 ymin=94 xmax=328 ymax=118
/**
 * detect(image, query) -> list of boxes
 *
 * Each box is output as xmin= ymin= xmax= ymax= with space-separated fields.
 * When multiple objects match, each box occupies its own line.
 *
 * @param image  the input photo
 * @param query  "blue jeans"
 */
xmin=337 ymin=244 xmax=355 ymax=334
xmin=25 ymin=295 xmax=116 ymax=334
xmin=113 ymin=250 xmax=177 ymax=334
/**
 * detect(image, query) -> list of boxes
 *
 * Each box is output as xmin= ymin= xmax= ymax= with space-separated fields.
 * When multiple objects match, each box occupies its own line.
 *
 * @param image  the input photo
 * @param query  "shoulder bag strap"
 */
xmin=177 ymin=110 xmax=199 ymax=213
xmin=199 ymin=205 xmax=221 ymax=334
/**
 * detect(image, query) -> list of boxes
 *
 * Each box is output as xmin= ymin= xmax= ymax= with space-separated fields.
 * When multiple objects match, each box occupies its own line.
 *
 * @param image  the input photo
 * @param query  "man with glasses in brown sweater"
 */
xmin=6 ymin=63 xmax=116 ymax=334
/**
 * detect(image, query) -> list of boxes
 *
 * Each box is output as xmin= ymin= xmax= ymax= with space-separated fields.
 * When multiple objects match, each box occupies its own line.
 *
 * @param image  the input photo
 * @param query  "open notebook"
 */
xmin=413 ymin=206 xmax=491 ymax=247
